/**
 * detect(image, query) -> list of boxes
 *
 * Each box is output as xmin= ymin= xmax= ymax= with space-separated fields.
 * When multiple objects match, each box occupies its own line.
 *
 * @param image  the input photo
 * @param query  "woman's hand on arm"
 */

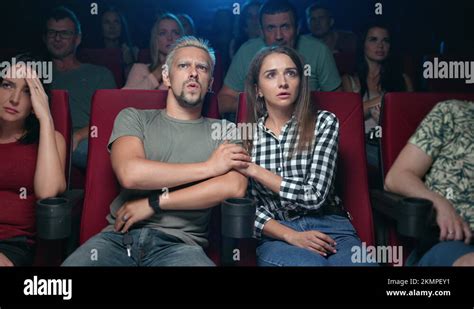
xmin=234 ymin=162 xmax=282 ymax=194
xmin=363 ymin=95 xmax=382 ymax=119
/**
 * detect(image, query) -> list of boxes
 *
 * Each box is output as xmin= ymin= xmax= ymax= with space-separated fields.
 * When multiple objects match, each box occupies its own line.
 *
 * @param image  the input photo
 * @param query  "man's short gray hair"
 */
xmin=164 ymin=36 xmax=216 ymax=75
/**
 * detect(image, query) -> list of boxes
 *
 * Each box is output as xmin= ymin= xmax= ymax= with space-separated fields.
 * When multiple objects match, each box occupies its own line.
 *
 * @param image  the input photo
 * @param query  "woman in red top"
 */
xmin=0 ymin=54 xmax=66 ymax=266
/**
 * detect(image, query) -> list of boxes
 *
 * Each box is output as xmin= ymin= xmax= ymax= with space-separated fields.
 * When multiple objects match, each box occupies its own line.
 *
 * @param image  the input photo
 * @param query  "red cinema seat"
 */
xmin=77 ymin=48 xmax=124 ymax=87
xmin=235 ymin=92 xmax=376 ymax=265
xmin=371 ymin=92 xmax=474 ymax=264
xmin=78 ymin=89 xmax=221 ymax=262
xmin=50 ymin=90 xmax=72 ymax=184
xmin=311 ymin=92 xmax=375 ymax=246
xmin=380 ymin=92 xmax=474 ymax=175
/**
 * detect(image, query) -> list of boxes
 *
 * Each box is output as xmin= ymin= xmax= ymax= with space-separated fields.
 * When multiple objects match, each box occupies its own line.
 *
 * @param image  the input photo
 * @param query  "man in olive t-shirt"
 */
xmin=218 ymin=0 xmax=341 ymax=116
xmin=62 ymin=37 xmax=248 ymax=267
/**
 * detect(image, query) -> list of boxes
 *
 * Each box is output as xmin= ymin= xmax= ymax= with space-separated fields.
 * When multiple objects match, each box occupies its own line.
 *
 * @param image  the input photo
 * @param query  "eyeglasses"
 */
xmin=46 ymin=29 xmax=76 ymax=39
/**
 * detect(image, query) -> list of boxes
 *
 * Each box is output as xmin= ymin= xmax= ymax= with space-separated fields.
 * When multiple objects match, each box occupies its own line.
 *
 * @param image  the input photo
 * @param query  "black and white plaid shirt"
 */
xmin=249 ymin=110 xmax=342 ymax=238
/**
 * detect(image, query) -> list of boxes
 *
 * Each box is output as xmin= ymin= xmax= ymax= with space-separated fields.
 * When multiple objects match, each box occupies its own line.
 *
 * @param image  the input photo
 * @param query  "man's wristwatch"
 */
xmin=148 ymin=191 xmax=162 ymax=214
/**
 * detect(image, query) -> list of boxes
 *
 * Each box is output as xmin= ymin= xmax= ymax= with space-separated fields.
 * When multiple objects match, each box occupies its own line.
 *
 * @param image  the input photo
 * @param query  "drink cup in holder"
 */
xmin=36 ymin=197 xmax=72 ymax=240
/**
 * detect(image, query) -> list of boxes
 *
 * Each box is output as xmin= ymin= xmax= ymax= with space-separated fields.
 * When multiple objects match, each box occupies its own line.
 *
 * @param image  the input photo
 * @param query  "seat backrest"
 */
xmin=380 ymin=92 xmax=474 ymax=177
xmin=79 ymin=89 xmax=219 ymax=244
xmin=50 ymin=90 xmax=71 ymax=185
xmin=77 ymin=48 xmax=124 ymax=87
xmin=237 ymin=92 xmax=375 ymax=245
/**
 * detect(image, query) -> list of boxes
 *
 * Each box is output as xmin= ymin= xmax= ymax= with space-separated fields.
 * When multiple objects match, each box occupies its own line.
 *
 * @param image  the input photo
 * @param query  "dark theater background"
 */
xmin=1 ymin=0 xmax=473 ymax=53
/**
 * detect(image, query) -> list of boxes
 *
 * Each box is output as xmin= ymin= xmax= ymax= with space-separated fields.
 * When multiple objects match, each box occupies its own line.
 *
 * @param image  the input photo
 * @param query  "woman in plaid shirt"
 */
xmin=234 ymin=46 xmax=373 ymax=266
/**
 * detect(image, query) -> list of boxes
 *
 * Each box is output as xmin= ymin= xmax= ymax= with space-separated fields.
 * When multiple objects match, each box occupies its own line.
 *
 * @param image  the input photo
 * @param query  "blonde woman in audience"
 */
xmin=123 ymin=13 xmax=184 ymax=90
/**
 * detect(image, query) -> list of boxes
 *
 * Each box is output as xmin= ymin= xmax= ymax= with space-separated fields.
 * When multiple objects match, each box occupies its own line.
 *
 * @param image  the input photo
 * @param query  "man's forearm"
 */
xmin=159 ymin=170 xmax=247 ymax=210
xmin=117 ymin=158 xmax=216 ymax=190
xmin=385 ymin=170 xmax=447 ymax=210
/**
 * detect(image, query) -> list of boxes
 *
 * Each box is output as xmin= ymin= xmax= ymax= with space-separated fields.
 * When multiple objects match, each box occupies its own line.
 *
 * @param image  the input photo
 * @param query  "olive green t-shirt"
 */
xmin=105 ymin=108 xmax=239 ymax=247
xmin=409 ymin=100 xmax=474 ymax=229
xmin=224 ymin=35 xmax=341 ymax=92
xmin=51 ymin=64 xmax=116 ymax=131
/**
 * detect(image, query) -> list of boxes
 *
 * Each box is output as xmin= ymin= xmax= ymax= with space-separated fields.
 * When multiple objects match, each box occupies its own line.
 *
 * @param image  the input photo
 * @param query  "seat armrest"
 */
xmin=370 ymin=189 xmax=434 ymax=238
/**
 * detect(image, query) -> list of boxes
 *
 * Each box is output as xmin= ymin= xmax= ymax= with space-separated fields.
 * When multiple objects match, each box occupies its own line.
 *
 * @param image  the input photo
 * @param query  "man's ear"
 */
xmin=162 ymin=64 xmax=171 ymax=88
xmin=330 ymin=18 xmax=335 ymax=29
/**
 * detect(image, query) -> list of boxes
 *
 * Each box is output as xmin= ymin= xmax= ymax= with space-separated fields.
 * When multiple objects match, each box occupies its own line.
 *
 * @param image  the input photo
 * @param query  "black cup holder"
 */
xmin=36 ymin=197 xmax=72 ymax=240
xmin=221 ymin=198 xmax=256 ymax=239
xmin=401 ymin=197 xmax=433 ymax=206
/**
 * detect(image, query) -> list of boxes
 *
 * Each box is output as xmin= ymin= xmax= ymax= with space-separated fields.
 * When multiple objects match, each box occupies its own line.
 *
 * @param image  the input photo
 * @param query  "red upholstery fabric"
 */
xmin=77 ymin=48 xmax=124 ymax=87
xmin=78 ymin=89 xmax=221 ymax=261
xmin=50 ymin=90 xmax=72 ymax=184
xmin=381 ymin=92 xmax=474 ymax=178
xmin=237 ymin=92 xmax=375 ymax=251
xmin=312 ymin=92 xmax=375 ymax=246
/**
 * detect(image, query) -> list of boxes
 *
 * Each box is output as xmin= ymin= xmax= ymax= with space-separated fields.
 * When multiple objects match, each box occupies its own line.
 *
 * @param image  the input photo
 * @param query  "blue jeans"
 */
xmin=62 ymin=228 xmax=215 ymax=266
xmin=72 ymin=138 xmax=88 ymax=170
xmin=416 ymin=241 xmax=474 ymax=266
xmin=257 ymin=215 xmax=377 ymax=266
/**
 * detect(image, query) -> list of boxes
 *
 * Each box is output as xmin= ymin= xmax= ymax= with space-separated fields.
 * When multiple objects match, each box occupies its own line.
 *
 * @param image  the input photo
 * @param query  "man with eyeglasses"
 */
xmin=44 ymin=7 xmax=116 ymax=170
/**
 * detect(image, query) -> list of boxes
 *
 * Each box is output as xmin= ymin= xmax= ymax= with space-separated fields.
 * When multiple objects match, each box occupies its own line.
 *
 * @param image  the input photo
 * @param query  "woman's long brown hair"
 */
xmin=243 ymin=45 xmax=317 ymax=157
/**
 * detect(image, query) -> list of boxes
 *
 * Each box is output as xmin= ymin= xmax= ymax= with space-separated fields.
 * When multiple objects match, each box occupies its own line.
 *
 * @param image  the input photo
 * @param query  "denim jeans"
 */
xmin=0 ymin=236 xmax=34 ymax=266
xmin=62 ymin=228 xmax=215 ymax=266
xmin=256 ymin=215 xmax=377 ymax=266
xmin=416 ymin=241 xmax=474 ymax=266
xmin=72 ymin=138 xmax=88 ymax=170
